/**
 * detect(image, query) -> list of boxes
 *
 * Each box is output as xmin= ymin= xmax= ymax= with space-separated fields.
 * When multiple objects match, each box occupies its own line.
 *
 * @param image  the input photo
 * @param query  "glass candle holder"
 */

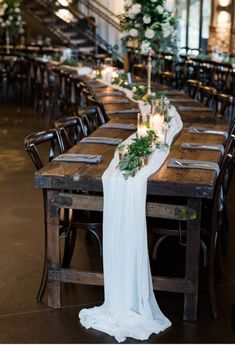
xmin=137 ymin=113 xmax=151 ymax=137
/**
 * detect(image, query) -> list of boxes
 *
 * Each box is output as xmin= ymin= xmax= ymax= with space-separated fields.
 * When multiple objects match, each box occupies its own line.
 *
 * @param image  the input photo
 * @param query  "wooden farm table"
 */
xmin=35 ymin=131 xmax=228 ymax=320
xmin=34 ymin=82 xmax=230 ymax=321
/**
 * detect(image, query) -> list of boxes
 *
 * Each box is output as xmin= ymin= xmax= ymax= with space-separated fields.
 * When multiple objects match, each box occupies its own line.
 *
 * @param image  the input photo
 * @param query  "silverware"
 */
xmin=191 ymin=128 xmax=225 ymax=135
xmin=175 ymin=160 xmax=215 ymax=168
xmin=183 ymin=143 xmax=222 ymax=150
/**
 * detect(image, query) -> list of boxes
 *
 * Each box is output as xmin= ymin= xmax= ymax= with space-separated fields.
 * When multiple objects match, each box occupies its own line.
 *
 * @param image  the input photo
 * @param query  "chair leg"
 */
xmin=61 ymin=230 xmax=73 ymax=268
xmin=152 ymin=235 xmax=169 ymax=260
xmin=209 ymin=231 xmax=218 ymax=319
xmin=84 ymin=225 xmax=102 ymax=256
xmin=36 ymin=260 xmax=48 ymax=303
xmin=66 ymin=227 xmax=77 ymax=265
xmin=36 ymin=225 xmax=48 ymax=302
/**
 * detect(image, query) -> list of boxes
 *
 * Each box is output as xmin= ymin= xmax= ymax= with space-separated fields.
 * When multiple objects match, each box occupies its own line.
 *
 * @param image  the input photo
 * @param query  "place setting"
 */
xmin=189 ymin=126 xmax=228 ymax=138
xmin=168 ymin=158 xmax=220 ymax=175
xmin=52 ymin=153 xmax=103 ymax=164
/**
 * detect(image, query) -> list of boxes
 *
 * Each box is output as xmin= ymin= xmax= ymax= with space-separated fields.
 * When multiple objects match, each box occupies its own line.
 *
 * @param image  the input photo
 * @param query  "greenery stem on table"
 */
xmin=117 ymin=130 xmax=168 ymax=179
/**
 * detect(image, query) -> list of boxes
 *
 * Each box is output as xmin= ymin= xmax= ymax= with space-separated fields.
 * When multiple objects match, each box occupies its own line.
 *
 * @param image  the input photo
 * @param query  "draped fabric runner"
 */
xmin=79 ymin=80 xmax=183 ymax=342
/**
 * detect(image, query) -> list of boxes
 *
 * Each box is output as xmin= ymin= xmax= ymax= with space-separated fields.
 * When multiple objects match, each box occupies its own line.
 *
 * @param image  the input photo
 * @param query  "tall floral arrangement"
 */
xmin=0 ymin=0 xmax=23 ymax=36
xmin=120 ymin=0 xmax=178 ymax=55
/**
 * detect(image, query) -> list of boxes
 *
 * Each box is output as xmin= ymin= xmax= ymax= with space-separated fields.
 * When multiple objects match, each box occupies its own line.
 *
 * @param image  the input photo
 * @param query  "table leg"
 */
xmin=47 ymin=190 xmax=61 ymax=308
xmin=184 ymin=198 xmax=201 ymax=321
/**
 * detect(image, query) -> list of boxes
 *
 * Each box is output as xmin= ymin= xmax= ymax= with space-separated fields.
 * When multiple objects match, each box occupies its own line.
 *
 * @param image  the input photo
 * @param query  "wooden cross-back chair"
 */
xmin=215 ymin=93 xmax=234 ymax=122
xmin=54 ymin=115 xmax=103 ymax=256
xmin=77 ymin=104 xmax=106 ymax=136
xmin=24 ymin=129 xmax=77 ymax=302
xmin=197 ymin=85 xmax=217 ymax=109
xmin=54 ymin=115 xmax=84 ymax=151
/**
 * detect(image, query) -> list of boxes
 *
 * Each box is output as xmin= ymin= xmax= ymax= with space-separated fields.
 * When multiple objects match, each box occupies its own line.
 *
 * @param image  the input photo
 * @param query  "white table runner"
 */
xmin=79 ymin=104 xmax=183 ymax=342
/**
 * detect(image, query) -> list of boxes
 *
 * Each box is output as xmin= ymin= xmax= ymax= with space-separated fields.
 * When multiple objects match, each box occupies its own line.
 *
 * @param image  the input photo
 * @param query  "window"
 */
xmin=174 ymin=0 xmax=212 ymax=52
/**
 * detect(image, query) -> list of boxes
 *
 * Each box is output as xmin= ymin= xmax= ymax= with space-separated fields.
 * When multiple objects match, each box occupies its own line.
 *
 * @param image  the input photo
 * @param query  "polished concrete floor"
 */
xmin=0 ymin=104 xmax=235 ymax=343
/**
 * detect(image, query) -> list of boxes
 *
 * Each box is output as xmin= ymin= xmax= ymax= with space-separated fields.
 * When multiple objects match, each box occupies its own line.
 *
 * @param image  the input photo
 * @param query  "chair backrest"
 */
xmin=197 ymin=85 xmax=217 ymax=108
xmin=211 ymin=151 xmax=234 ymax=234
xmin=132 ymin=64 xmax=147 ymax=79
xmin=54 ymin=115 xmax=83 ymax=151
xmin=78 ymin=106 xmax=104 ymax=136
xmin=215 ymin=93 xmax=234 ymax=120
xmin=24 ymin=129 xmax=63 ymax=170
xmin=86 ymin=95 xmax=108 ymax=122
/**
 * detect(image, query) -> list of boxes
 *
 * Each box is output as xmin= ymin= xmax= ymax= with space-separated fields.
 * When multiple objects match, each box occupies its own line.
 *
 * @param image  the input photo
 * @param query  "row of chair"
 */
xmin=24 ymin=104 xmax=108 ymax=302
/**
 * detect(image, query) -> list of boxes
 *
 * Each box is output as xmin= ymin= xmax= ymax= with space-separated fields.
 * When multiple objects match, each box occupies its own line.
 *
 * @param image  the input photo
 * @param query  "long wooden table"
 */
xmin=35 ymin=81 xmax=229 ymax=321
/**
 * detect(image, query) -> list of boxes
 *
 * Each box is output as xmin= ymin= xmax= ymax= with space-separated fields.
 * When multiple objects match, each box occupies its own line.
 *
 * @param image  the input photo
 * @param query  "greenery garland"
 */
xmin=117 ymin=130 xmax=168 ymax=179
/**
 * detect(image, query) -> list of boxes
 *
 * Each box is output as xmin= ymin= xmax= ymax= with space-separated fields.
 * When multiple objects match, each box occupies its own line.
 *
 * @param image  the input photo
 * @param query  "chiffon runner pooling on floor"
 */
xmin=78 ymin=84 xmax=183 ymax=342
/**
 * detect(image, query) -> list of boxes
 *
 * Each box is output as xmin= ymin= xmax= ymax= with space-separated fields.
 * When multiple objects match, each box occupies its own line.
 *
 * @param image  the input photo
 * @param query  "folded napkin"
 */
xmin=177 ymin=106 xmax=214 ymax=112
xmin=168 ymin=99 xmax=198 ymax=103
xmin=181 ymin=142 xmax=224 ymax=154
xmin=106 ymin=108 xmax=139 ymax=115
xmin=189 ymin=127 xmax=228 ymax=139
xmin=100 ymin=123 xmax=137 ymax=131
xmin=53 ymin=153 xmax=103 ymax=163
xmin=96 ymin=91 xmax=123 ymax=97
xmin=77 ymin=67 xmax=93 ymax=76
xmin=168 ymin=158 xmax=220 ymax=175
xmin=101 ymin=99 xmax=130 ymax=105
xmin=163 ymin=90 xmax=184 ymax=95
xmin=89 ymin=82 xmax=107 ymax=89
xmin=80 ymin=136 xmax=123 ymax=145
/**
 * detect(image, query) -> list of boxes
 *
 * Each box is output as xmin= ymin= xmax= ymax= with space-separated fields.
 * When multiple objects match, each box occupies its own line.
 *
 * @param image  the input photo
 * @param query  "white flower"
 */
xmin=2 ymin=3 xmax=7 ymax=9
xmin=15 ymin=8 xmax=20 ymax=13
xmin=143 ymin=15 xmax=151 ymax=24
xmin=129 ymin=28 xmax=139 ymax=37
xmin=151 ymin=0 xmax=157 ymax=2
xmin=127 ymin=10 xmax=136 ymax=19
xmin=130 ymin=3 xmax=142 ymax=15
xmin=5 ymin=20 xmax=10 ymax=26
xmin=156 ymin=5 xmax=164 ymax=14
xmin=161 ymin=23 xmax=171 ymax=38
xmin=145 ymin=28 xmax=155 ymax=39
xmin=8 ymin=15 xmax=13 ymax=21
xmin=135 ymin=23 xmax=140 ymax=28
xmin=120 ymin=30 xmax=129 ymax=39
xmin=125 ymin=0 xmax=133 ymax=7
xmin=140 ymin=41 xmax=151 ymax=55
xmin=164 ymin=2 xmax=173 ymax=12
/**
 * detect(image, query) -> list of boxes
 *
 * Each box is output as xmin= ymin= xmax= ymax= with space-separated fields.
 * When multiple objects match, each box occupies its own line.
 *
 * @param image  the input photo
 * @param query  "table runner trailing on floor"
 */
xmin=79 ymin=104 xmax=183 ymax=342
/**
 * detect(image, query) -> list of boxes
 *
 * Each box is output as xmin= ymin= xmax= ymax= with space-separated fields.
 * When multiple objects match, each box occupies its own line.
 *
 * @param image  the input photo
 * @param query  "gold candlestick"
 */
xmin=6 ymin=28 xmax=10 ymax=54
xmin=147 ymin=52 xmax=152 ymax=95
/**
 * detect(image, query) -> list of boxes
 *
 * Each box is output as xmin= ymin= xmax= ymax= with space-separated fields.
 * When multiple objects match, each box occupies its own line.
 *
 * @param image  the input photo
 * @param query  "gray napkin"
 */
xmin=89 ymin=83 xmax=107 ymax=89
xmin=100 ymin=123 xmax=137 ymax=131
xmin=189 ymin=127 xmax=228 ymax=139
xmin=96 ymin=91 xmax=123 ymax=97
xmin=168 ymin=158 xmax=220 ymax=175
xmin=106 ymin=108 xmax=139 ymax=115
xmin=81 ymin=136 xmax=123 ymax=145
xmin=181 ymin=142 xmax=224 ymax=154
xmin=101 ymin=100 xmax=130 ymax=105
xmin=53 ymin=153 xmax=103 ymax=163
xmin=177 ymin=106 xmax=214 ymax=112
xmin=163 ymin=91 xmax=184 ymax=95
xmin=168 ymin=99 xmax=199 ymax=103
